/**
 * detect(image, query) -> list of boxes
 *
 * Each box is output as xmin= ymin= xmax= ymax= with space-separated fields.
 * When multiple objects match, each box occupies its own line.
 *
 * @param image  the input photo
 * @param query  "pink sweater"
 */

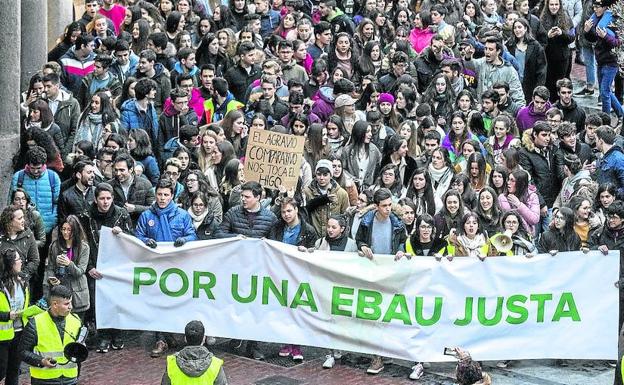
xmin=498 ymin=189 xmax=540 ymax=235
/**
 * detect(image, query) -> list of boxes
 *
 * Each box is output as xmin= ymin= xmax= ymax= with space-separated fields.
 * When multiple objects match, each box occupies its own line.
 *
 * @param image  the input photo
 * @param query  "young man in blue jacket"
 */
xmin=135 ymin=177 xmax=197 ymax=357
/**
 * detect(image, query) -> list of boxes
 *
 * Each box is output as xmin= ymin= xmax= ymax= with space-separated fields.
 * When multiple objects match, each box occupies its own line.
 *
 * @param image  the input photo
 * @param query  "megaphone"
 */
xmin=64 ymin=342 xmax=89 ymax=363
xmin=490 ymin=231 xmax=513 ymax=253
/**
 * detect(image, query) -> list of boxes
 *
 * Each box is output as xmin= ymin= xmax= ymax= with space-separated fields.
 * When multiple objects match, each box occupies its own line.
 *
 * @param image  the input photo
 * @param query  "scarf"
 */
xmin=325 ymin=232 xmax=349 ymax=251
xmin=150 ymin=201 xmax=178 ymax=241
xmin=428 ymin=163 xmax=449 ymax=183
xmin=458 ymin=233 xmax=486 ymax=258
xmin=187 ymin=208 xmax=209 ymax=230
xmin=87 ymin=112 xmax=103 ymax=125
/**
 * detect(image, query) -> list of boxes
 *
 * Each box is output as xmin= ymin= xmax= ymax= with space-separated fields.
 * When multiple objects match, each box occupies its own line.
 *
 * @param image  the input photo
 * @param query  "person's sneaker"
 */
xmin=291 ymin=346 xmax=303 ymax=361
xmin=205 ymin=336 xmax=217 ymax=345
xmin=409 ymin=363 xmax=424 ymax=380
xmin=150 ymin=340 xmax=168 ymax=358
xmin=367 ymin=356 xmax=384 ymax=374
xmin=422 ymin=361 xmax=431 ymax=369
xmin=251 ymin=349 xmax=265 ymax=360
xmin=111 ymin=338 xmax=125 ymax=350
xmin=496 ymin=360 xmax=511 ymax=368
xmin=333 ymin=350 xmax=343 ymax=359
xmin=608 ymin=361 xmax=617 ymax=368
xmin=323 ymin=355 xmax=335 ymax=368
xmin=96 ymin=339 xmax=110 ymax=353
xmin=574 ymin=88 xmax=594 ymax=96
xmin=279 ymin=345 xmax=292 ymax=357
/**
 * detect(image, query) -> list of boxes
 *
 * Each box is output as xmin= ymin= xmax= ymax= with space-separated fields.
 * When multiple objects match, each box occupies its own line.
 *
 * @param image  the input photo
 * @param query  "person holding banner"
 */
xmin=135 ymin=178 xmax=198 ymax=358
xmin=355 ymin=188 xmax=406 ymax=374
xmin=269 ymin=197 xmax=318 ymax=361
xmin=537 ymin=207 xmax=582 ymax=254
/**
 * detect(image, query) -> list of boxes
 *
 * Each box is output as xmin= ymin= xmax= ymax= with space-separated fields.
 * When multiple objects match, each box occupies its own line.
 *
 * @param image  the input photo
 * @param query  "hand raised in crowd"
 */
xmin=596 ymin=27 xmax=607 ymax=39
xmin=124 ymin=203 xmax=136 ymax=213
xmin=506 ymin=194 xmax=521 ymax=207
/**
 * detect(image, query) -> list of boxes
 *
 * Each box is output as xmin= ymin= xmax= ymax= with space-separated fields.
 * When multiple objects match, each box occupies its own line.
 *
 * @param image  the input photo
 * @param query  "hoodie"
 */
xmin=515 ymin=101 xmax=551 ymax=133
xmin=161 ymin=345 xmax=227 ymax=385
xmin=310 ymin=87 xmax=335 ymax=123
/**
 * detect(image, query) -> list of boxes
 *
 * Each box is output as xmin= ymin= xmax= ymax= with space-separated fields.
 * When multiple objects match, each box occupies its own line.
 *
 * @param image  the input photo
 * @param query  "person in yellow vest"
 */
xmin=200 ymin=78 xmax=243 ymax=125
xmin=20 ymin=285 xmax=82 ymax=385
xmin=161 ymin=320 xmax=227 ymax=385
xmin=0 ymin=248 xmax=44 ymax=385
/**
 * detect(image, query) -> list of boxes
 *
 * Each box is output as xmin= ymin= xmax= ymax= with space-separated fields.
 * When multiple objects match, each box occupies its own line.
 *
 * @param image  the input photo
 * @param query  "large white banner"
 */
xmin=96 ymin=227 xmax=619 ymax=362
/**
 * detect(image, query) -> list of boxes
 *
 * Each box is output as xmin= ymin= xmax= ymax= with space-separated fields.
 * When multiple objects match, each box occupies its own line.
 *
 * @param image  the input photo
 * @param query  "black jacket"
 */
xmin=269 ymin=216 xmax=318 ymax=248
xmin=519 ymin=136 xmax=560 ymax=207
xmin=555 ymin=99 xmax=586 ymax=132
xmin=109 ymin=176 xmax=156 ymax=224
xmin=58 ymin=184 xmax=94 ymax=223
xmin=554 ymin=140 xmax=594 ymax=182
xmin=79 ymin=203 xmax=133 ymax=271
xmin=218 ymin=205 xmax=278 ymax=238
xmin=537 ymin=229 xmax=581 ymax=253
xmin=506 ymin=39 xmax=547 ymax=103
xmin=0 ymin=230 xmax=39 ymax=280
xmin=195 ymin=213 xmax=220 ymax=240
xmin=224 ymin=63 xmax=261 ymax=104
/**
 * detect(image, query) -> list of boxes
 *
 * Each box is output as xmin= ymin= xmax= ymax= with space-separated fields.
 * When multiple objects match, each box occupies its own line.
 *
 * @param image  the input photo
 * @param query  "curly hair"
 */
xmin=0 ymin=205 xmax=22 ymax=236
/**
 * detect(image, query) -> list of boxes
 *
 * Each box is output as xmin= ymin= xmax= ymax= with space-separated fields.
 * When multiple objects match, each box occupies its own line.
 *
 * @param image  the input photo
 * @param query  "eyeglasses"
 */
xmin=165 ymin=171 xmax=179 ymax=177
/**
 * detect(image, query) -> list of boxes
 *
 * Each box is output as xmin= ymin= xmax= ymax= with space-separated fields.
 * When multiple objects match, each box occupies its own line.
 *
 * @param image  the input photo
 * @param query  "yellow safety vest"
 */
xmin=203 ymin=98 xmax=243 ymax=124
xmin=30 ymin=311 xmax=81 ymax=380
xmin=0 ymin=286 xmax=42 ymax=341
xmin=167 ymin=354 xmax=223 ymax=385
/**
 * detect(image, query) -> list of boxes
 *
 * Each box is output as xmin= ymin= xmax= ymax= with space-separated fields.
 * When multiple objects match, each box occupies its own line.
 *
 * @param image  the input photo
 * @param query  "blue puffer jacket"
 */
xmin=135 ymin=202 xmax=197 ymax=243
xmin=10 ymin=169 xmax=61 ymax=233
xmin=597 ymin=146 xmax=624 ymax=200
xmin=120 ymin=99 xmax=159 ymax=143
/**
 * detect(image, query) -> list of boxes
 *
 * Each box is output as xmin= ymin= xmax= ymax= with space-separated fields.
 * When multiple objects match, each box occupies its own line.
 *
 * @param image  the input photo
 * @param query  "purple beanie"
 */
xmin=378 ymin=93 xmax=395 ymax=105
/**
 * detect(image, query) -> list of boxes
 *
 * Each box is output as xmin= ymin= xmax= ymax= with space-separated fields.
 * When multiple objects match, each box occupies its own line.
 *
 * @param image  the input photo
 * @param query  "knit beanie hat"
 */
xmin=378 ymin=93 xmax=395 ymax=105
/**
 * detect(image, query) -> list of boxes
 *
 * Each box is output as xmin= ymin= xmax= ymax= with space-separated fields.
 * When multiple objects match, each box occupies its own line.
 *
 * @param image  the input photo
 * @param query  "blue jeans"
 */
xmin=598 ymin=65 xmax=624 ymax=117
xmin=581 ymin=46 xmax=596 ymax=87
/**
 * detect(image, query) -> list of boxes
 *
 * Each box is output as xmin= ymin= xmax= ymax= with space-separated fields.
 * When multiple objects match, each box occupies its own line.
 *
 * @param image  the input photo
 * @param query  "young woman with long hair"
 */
xmin=422 ymin=73 xmax=456 ymax=129
xmin=328 ymin=32 xmax=359 ymax=84
xmin=498 ymin=210 xmax=536 ymax=255
xmin=406 ymin=213 xmax=446 ymax=256
xmin=131 ymin=19 xmax=151 ymax=55
xmin=197 ymin=129 xmax=219 ymax=174
xmin=485 ymin=113 xmax=520 ymax=166
xmin=178 ymin=170 xmax=223 ymax=221
xmin=341 ymin=120 xmax=382 ymax=189
xmin=409 ymin=11 xmax=434 ymax=54
xmin=44 ymin=215 xmax=90 ymax=318
xmin=489 ymin=165 xmax=509 ymax=196
xmin=48 ymin=22 xmax=85 ymax=62
xmin=10 ymin=189 xmax=45 ymax=248
xmin=353 ymin=18 xmax=378 ymax=56
xmin=399 ymin=198 xmax=417 ymax=236
xmin=206 ymin=140 xmax=235 ymax=191
xmin=594 ymin=183 xmax=617 ymax=225
xmin=326 ymin=115 xmax=349 ymax=157
xmin=369 ymin=164 xmax=404 ymax=201
xmin=475 ymin=187 xmax=502 ymax=236
xmin=540 ymin=0 xmax=574 ymax=99
xmin=433 ymin=189 xmax=466 ymax=239
xmin=428 ymin=147 xmax=454 ymax=204
xmin=128 ymin=129 xmax=160 ymax=186
xmin=379 ymin=134 xmax=417 ymax=188
xmin=212 ymin=5 xmax=236 ymax=31
xmin=24 ymin=100 xmax=63 ymax=156
xmin=395 ymin=86 xmax=419 ymax=122
xmin=397 ymin=120 xmax=421 ymax=159
xmin=221 ymin=109 xmax=248 ymax=159
xmin=76 ymin=92 xmax=121 ymax=151
xmin=498 ymin=169 xmax=540 ymax=236
xmin=567 ymin=196 xmax=601 ymax=248
xmin=450 ymin=173 xmax=477 ymax=211
xmin=441 ymin=111 xmax=476 ymax=165
xmin=465 ymin=152 xmax=489 ymax=193
xmin=506 ymin=17 xmax=547 ymax=102
xmin=329 ymin=155 xmax=359 ymax=206
xmin=357 ymin=41 xmax=384 ymax=78
xmin=220 ymin=158 xmax=246 ymax=211
xmin=0 ymin=247 xmax=32 ymax=385
xmin=438 ymin=212 xmax=490 ymax=259
xmin=405 ymin=168 xmax=440 ymax=216
xmin=0 ymin=205 xmax=39 ymax=282
xmin=303 ymin=124 xmax=331 ymax=171
xmin=538 ymin=207 xmax=581 ymax=253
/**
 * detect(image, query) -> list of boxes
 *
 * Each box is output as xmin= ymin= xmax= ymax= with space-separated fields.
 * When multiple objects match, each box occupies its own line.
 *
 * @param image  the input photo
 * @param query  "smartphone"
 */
xmin=443 ymin=347 xmax=455 ymax=356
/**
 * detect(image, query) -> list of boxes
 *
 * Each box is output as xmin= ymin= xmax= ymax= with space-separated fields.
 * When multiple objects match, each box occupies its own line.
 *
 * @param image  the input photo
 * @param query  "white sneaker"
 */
xmin=409 ymin=363 xmax=424 ymax=380
xmin=323 ymin=355 xmax=335 ymax=369
xmin=496 ymin=360 xmax=510 ymax=368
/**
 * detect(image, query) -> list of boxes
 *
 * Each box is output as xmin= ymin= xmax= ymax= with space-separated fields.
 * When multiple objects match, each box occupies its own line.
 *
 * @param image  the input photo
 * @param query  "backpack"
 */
xmin=571 ymin=177 xmax=599 ymax=203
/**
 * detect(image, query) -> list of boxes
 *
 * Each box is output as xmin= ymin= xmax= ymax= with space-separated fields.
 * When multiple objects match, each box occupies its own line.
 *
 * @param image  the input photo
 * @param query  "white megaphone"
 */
xmin=490 ymin=230 xmax=514 ymax=253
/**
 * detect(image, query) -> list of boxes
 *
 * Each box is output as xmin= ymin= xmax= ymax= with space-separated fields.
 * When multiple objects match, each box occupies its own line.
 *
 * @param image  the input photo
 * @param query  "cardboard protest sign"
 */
xmin=243 ymin=127 xmax=305 ymax=190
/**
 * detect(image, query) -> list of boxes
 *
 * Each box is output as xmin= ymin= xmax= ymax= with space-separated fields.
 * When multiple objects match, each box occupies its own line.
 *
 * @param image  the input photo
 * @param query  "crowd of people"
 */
xmin=0 ymin=0 xmax=622 ymax=382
